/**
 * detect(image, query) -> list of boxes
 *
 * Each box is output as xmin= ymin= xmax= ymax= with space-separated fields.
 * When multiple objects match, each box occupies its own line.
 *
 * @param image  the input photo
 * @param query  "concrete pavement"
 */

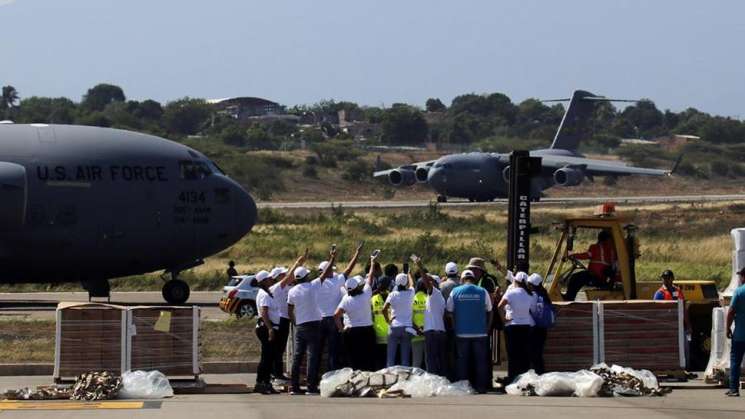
xmin=0 ymin=374 xmax=743 ymax=419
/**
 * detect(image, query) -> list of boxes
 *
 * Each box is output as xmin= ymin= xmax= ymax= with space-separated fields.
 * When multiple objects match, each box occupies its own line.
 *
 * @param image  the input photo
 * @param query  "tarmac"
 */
xmin=0 ymin=292 xmax=226 ymax=320
xmin=256 ymin=194 xmax=745 ymax=209
xmin=0 ymin=374 xmax=743 ymax=418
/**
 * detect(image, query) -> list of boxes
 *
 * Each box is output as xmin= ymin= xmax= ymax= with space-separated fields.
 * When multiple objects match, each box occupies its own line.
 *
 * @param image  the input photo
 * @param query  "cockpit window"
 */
xmin=179 ymin=161 xmax=211 ymax=180
xmin=207 ymin=160 xmax=225 ymax=175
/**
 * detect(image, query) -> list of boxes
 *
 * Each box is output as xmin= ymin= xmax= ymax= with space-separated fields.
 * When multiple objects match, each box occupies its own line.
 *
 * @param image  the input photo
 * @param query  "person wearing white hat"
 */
xmin=334 ymin=266 xmax=376 ymax=371
xmin=412 ymin=257 xmax=448 ymax=377
xmin=527 ymin=273 xmax=554 ymax=375
xmin=268 ymin=266 xmax=292 ymax=382
xmin=286 ymin=249 xmax=326 ymax=395
xmin=498 ymin=271 xmax=538 ymax=383
xmin=438 ymin=262 xmax=460 ymax=380
xmin=313 ymin=242 xmax=364 ymax=373
xmin=440 ymin=262 xmax=460 ymax=302
xmin=383 ymin=271 xmax=415 ymax=367
xmin=445 ymin=269 xmax=493 ymax=394
xmin=253 ymin=270 xmax=281 ymax=394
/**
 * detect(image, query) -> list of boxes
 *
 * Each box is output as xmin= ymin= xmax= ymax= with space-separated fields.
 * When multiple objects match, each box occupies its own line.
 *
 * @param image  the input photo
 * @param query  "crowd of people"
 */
xmin=242 ymin=243 xmax=556 ymax=395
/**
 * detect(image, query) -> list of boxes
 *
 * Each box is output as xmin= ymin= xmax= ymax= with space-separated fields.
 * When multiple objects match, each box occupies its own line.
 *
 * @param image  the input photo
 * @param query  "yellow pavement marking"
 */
xmin=0 ymin=400 xmax=145 ymax=410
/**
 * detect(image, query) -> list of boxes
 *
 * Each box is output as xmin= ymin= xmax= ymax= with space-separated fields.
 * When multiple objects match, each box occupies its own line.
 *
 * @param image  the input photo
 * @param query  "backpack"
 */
xmin=532 ymin=294 xmax=556 ymax=329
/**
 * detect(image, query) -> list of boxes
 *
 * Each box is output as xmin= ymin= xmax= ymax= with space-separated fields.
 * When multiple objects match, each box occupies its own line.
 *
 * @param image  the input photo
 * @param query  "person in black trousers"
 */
xmin=335 ymin=257 xmax=377 ymax=371
xmin=527 ymin=273 xmax=554 ymax=375
xmin=254 ymin=270 xmax=281 ymax=394
xmin=498 ymin=272 xmax=537 ymax=383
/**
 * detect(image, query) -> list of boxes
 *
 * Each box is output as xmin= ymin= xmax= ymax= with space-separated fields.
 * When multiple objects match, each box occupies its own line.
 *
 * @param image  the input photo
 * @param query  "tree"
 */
xmin=220 ymin=125 xmax=247 ymax=147
xmin=381 ymin=104 xmax=429 ymax=145
xmin=162 ymin=98 xmax=211 ymax=135
xmin=82 ymin=83 xmax=126 ymax=111
xmin=425 ymin=98 xmax=446 ymax=112
xmin=16 ymin=97 xmax=77 ymax=124
xmin=1 ymin=85 xmax=20 ymax=119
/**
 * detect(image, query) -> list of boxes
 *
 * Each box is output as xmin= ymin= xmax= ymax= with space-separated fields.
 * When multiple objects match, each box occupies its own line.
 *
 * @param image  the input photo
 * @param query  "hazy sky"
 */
xmin=2 ymin=0 xmax=744 ymax=116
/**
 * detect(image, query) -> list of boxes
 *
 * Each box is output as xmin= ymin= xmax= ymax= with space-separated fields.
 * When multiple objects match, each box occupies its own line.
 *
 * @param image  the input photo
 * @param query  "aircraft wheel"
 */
xmin=162 ymin=279 xmax=190 ymax=304
xmin=437 ymin=195 xmax=447 ymax=203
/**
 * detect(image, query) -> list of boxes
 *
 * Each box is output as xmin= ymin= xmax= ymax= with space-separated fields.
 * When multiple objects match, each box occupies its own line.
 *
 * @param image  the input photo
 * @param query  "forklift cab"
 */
xmin=544 ymin=210 xmax=639 ymax=302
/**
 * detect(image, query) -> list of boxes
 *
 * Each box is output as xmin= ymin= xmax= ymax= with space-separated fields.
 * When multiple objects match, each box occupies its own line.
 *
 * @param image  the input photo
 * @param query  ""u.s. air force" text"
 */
xmin=36 ymin=165 xmax=168 ymax=182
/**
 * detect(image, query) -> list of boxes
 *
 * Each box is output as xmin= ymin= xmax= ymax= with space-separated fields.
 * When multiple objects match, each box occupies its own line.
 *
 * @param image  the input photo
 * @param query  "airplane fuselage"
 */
xmin=0 ymin=124 xmax=257 ymax=285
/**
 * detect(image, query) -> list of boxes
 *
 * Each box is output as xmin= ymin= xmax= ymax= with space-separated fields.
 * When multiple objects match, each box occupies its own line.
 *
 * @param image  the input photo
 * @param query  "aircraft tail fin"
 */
xmin=544 ymin=90 xmax=637 ymax=152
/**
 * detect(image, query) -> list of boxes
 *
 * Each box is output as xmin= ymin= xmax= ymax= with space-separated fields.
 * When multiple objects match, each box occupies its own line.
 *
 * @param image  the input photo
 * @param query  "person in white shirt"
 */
xmin=268 ymin=266 xmax=292 ymax=382
xmin=383 ymin=272 xmax=415 ymax=367
xmin=286 ymin=249 xmax=326 ymax=395
xmin=314 ymin=243 xmax=363 ymax=372
xmin=254 ymin=270 xmax=281 ymax=394
xmin=334 ymin=265 xmax=376 ymax=371
xmin=412 ymin=257 xmax=448 ymax=377
xmin=498 ymin=271 xmax=538 ymax=383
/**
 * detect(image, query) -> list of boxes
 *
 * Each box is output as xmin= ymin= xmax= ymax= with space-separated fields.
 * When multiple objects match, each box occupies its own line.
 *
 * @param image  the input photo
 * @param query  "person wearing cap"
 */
xmin=725 ymin=267 xmax=745 ymax=396
xmin=465 ymin=257 xmax=502 ymax=388
xmin=253 ymin=270 xmax=281 ymax=394
xmin=314 ymin=243 xmax=364 ymax=372
xmin=287 ymin=249 xmax=323 ymax=395
xmin=564 ymin=230 xmax=618 ymax=301
xmin=268 ymin=266 xmax=292 ymax=382
xmin=498 ymin=271 xmax=538 ymax=383
xmin=446 ymin=269 xmax=493 ymax=393
xmin=334 ymin=262 xmax=376 ymax=371
xmin=383 ymin=271 xmax=416 ymax=367
xmin=410 ymin=274 xmax=428 ymax=369
xmin=439 ymin=262 xmax=460 ymax=380
xmin=413 ymin=257 xmax=448 ymax=376
xmin=653 ymin=270 xmax=685 ymax=301
xmin=371 ymin=268 xmax=391 ymax=370
xmin=527 ymin=273 xmax=554 ymax=375
xmin=440 ymin=262 xmax=460 ymax=301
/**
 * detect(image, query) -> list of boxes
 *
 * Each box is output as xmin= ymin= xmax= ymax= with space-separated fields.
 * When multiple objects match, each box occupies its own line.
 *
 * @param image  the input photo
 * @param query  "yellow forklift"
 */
xmin=543 ymin=203 xmax=720 ymax=369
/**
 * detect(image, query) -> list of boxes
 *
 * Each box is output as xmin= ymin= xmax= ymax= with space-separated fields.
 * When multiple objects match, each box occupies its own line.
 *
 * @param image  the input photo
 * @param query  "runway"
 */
xmin=257 ymin=194 xmax=745 ymax=209
xmin=0 ymin=292 xmax=226 ymax=320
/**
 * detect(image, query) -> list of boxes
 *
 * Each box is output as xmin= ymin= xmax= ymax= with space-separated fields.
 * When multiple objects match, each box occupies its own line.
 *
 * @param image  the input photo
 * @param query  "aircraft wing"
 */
xmin=372 ymin=160 xmax=437 ymax=178
xmin=539 ymin=155 xmax=670 ymax=177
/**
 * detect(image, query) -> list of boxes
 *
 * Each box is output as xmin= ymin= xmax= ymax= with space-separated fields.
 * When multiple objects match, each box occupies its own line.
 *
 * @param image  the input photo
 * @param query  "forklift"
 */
xmin=542 ymin=202 xmax=720 ymax=370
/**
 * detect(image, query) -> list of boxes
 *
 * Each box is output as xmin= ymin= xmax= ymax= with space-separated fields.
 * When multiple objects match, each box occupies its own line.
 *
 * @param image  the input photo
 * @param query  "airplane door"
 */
xmin=0 ymin=162 xmax=27 ymax=231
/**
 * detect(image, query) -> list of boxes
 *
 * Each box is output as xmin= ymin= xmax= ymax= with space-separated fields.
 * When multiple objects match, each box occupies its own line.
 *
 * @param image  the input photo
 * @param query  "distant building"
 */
xmin=207 ymin=97 xmax=284 ymax=120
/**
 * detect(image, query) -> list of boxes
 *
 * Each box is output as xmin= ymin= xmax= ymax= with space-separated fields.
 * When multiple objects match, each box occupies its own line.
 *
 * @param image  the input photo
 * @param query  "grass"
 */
xmin=0 ymin=201 xmax=739 ymax=294
xmin=0 ymin=318 xmax=261 ymax=363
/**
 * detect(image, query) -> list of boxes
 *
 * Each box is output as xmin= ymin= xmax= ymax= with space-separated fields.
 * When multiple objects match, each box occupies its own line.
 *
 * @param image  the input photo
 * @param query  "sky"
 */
xmin=2 ymin=0 xmax=744 ymax=117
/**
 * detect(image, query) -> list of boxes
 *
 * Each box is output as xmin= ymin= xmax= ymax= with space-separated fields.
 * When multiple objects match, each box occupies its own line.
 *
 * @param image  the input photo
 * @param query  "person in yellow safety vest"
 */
xmin=371 ymin=277 xmax=391 ymax=370
xmin=411 ymin=278 xmax=428 ymax=369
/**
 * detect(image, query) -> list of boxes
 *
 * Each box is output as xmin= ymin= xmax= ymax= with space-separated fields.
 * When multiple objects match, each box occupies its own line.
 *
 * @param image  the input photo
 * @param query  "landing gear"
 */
xmin=162 ymin=273 xmax=190 ymax=304
xmin=436 ymin=195 xmax=447 ymax=203
xmin=82 ymin=279 xmax=111 ymax=302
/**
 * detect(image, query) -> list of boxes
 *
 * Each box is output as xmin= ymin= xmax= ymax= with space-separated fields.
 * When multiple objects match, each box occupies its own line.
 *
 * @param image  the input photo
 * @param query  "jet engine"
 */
xmin=553 ymin=167 xmax=585 ymax=186
xmin=501 ymin=166 xmax=511 ymax=183
xmin=388 ymin=169 xmax=416 ymax=186
xmin=415 ymin=166 xmax=430 ymax=183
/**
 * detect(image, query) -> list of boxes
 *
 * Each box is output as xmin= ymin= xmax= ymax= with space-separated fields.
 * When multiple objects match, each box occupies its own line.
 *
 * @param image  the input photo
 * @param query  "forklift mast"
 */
xmin=506 ymin=151 xmax=542 ymax=273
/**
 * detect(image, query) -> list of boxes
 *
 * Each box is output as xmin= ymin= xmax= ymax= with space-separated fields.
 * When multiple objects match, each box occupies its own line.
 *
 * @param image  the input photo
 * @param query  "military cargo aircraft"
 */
xmin=374 ymin=90 xmax=673 ymax=202
xmin=0 ymin=123 xmax=257 ymax=303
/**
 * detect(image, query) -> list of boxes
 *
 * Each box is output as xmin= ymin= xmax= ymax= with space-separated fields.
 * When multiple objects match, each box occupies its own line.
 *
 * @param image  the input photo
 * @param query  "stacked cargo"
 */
xmin=54 ymin=303 xmax=200 ymax=382
xmin=544 ymin=302 xmax=596 ymax=372
xmin=544 ymin=300 xmax=684 ymax=373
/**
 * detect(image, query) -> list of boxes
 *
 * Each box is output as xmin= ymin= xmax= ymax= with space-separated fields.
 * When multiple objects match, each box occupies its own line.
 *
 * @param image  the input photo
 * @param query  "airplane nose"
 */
xmin=427 ymin=167 xmax=447 ymax=192
xmin=231 ymin=180 xmax=257 ymax=239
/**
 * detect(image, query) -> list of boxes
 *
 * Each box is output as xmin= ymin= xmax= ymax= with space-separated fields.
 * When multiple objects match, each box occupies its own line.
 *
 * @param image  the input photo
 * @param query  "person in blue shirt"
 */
xmin=726 ymin=267 xmax=745 ymax=397
xmin=446 ymin=269 xmax=493 ymax=394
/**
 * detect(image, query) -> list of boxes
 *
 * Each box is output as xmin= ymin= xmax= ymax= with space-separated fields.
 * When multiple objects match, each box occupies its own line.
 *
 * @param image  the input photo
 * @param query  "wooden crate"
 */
xmin=128 ymin=306 xmax=200 ymax=377
xmin=54 ymin=303 xmax=126 ymax=380
xmin=544 ymin=302 xmax=597 ymax=372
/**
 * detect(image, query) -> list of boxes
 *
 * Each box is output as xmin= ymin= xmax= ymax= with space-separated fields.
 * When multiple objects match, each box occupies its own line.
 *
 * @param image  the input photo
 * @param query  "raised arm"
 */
xmin=367 ymin=252 xmax=379 ymax=287
xmin=342 ymin=242 xmax=364 ymax=278
xmin=319 ymin=247 xmax=338 ymax=283
xmin=287 ymin=248 xmax=309 ymax=281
